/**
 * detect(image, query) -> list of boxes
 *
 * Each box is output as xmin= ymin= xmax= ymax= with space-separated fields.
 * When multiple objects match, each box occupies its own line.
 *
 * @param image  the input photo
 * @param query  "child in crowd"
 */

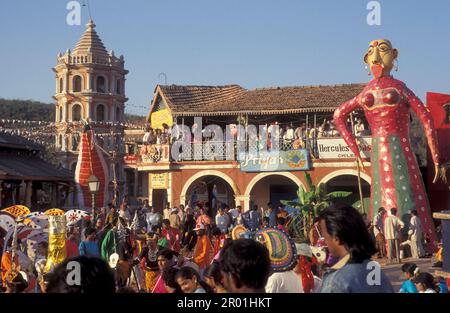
xmin=412 ymin=272 xmax=439 ymax=293
xmin=399 ymin=263 xmax=419 ymax=293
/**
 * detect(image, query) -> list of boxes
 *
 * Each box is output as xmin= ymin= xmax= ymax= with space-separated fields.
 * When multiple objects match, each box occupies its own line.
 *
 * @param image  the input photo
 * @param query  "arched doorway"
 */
xmin=246 ymin=173 xmax=302 ymax=211
xmin=320 ymin=171 xmax=371 ymax=214
xmin=185 ymin=175 xmax=235 ymax=216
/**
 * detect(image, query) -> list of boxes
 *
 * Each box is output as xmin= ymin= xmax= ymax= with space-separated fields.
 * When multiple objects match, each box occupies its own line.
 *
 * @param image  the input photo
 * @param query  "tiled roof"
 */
xmin=0 ymin=155 xmax=73 ymax=181
xmin=73 ymin=19 xmax=108 ymax=57
xmin=0 ymin=133 xmax=42 ymax=151
xmin=155 ymin=83 xmax=365 ymax=116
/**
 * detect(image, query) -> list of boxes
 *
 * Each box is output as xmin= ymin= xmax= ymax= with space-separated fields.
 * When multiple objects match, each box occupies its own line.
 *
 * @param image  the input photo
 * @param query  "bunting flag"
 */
xmin=74 ymin=125 xmax=110 ymax=208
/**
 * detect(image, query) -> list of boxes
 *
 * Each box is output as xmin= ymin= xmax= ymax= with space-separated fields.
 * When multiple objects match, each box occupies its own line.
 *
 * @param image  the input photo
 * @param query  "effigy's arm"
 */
xmin=405 ymin=87 xmax=440 ymax=165
xmin=333 ymin=96 xmax=362 ymax=159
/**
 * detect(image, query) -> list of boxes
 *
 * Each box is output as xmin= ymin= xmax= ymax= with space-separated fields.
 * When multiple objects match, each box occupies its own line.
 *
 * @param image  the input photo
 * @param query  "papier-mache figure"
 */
xmin=333 ymin=39 xmax=447 ymax=251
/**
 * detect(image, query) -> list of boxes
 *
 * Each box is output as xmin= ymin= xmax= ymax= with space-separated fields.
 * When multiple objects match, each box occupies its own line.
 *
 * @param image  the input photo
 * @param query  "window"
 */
xmin=445 ymin=103 xmax=450 ymax=124
xmin=96 ymin=104 xmax=105 ymax=121
xmin=73 ymin=75 xmax=82 ymax=92
xmin=96 ymin=76 xmax=106 ymax=93
xmin=116 ymin=79 xmax=121 ymax=94
xmin=72 ymin=104 xmax=82 ymax=121
xmin=116 ymin=107 xmax=121 ymax=121
xmin=59 ymin=78 xmax=64 ymax=93
xmin=58 ymin=106 xmax=63 ymax=122
xmin=72 ymin=133 xmax=80 ymax=151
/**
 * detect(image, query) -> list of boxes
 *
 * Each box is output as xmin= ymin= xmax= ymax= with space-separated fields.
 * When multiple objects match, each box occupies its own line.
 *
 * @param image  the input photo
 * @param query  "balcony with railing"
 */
xmin=123 ymin=138 xmax=325 ymax=166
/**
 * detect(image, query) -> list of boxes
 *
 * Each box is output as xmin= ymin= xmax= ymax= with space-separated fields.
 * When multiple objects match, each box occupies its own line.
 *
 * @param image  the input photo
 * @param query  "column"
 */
xmin=148 ymin=173 xmax=153 ymax=206
xmin=51 ymin=182 xmax=58 ymax=208
xmin=167 ymin=172 xmax=172 ymax=208
xmin=64 ymin=69 xmax=69 ymax=93
xmin=110 ymin=73 xmax=115 ymax=94
xmin=86 ymin=70 xmax=93 ymax=92
xmin=134 ymin=169 xmax=139 ymax=198
xmin=235 ymin=195 xmax=250 ymax=211
xmin=0 ymin=180 xmax=3 ymax=208
xmin=62 ymin=98 xmax=67 ymax=121
xmin=25 ymin=180 xmax=32 ymax=208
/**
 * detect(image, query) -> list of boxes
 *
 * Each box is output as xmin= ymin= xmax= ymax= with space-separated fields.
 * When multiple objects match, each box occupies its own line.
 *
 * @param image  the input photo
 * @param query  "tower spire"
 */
xmin=73 ymin=19 xmax=108 ymax=57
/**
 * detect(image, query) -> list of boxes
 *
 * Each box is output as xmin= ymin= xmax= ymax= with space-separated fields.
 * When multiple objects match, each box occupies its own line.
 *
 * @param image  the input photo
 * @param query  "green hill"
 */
xmin=0 ymin=98 xmax=145 ymax=122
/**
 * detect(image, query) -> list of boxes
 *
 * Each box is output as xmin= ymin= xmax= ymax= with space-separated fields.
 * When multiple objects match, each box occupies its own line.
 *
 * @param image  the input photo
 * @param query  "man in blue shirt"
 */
xmin=79 ymin=228 xmax=101 ymax=258
xmin=268 ymin=203 xmax=278 ymax=228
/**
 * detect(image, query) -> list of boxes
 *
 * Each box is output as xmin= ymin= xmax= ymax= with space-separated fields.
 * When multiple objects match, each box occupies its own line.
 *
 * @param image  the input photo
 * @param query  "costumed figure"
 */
xmin=44 ymin=209 xmax=67 ymax=274
xmin=139 ymin=232 xmax=160 ymax=292
xmin=333 ymin=39 xmax=447 ymax=251
xmin=101 ymin=217 xmax=134 ymax=288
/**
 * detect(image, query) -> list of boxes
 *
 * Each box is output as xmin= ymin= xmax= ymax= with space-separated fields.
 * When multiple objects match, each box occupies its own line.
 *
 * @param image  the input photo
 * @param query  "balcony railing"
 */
xmin=125 ymin=139 xmax=319 ymax=165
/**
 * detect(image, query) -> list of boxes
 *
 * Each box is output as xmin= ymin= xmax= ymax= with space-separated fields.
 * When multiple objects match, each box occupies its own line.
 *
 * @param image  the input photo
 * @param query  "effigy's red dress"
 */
xmin=333 ymin=76 xmax=440 ymax=245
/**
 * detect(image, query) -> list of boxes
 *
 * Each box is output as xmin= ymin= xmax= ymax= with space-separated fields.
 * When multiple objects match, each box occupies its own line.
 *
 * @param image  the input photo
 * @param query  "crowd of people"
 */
xmin=0 ymin=200 xmax=447 ymax=294
xmin=140 ymin=118 xmax=369 ymax=152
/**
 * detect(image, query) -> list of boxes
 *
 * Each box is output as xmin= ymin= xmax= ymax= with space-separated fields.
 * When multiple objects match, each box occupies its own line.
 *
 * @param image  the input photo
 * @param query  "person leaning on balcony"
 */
xmin=354 ymin=118 xmax=366 ymax=137
xmin=283 ymin=124 xmax=294 ymax=145
xmin=143 ymin=126 xmax=151 ymax=144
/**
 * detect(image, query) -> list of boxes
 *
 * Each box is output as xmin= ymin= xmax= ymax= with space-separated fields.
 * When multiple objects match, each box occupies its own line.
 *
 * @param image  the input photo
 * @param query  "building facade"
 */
xmin=124 ymin=84 xmax=374 ymax=213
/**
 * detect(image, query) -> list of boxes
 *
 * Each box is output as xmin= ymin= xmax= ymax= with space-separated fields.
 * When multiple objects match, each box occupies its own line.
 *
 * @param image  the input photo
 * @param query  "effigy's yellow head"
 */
xmin=364 ymin=39 xmax=398 ymax=78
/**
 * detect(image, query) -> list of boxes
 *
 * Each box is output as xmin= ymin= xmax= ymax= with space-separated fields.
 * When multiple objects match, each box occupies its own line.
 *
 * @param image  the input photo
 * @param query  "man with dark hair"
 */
xmin=162 ymin=219 xmax=181 ymax=253
xmin=79 ymin=228 xmax=100 ymax=258
xmin=45 ymin=256 xmax=115 ymax=293
xmin=218 ymin=239 xmax=271 ymax=293
xmin=152 ymin=249 xmax=177 ymax=293
xmin=318 ymin=205 xmax=393 ymax=293
xmin=384 ymin=208 xmax=404 ymax=263
xmin=373 ymin=207 xmax=386 ymax=258
xmin=409 ymin=210 xmax=425 ymax=259
xmin=268 ymin=203 xmax=277 ymax=228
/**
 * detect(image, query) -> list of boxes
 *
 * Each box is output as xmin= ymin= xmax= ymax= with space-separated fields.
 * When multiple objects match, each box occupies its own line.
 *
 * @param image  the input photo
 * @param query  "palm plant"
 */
xmin=281 ymin=172 xmax=352 ymax=242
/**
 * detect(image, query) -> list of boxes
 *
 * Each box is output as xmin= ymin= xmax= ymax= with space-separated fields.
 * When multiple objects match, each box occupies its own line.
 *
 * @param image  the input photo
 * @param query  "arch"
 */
xmin=244 ymin=172 xmax=304 ymax=197
xmin=96 ymin=75 xmax=106 ymax=93
xmin=96 ymin=104 xmax=106 ymax=121
xmin=71 ymin=103 xmax=82 ymax=121
xmin=243 ymin=172 xmax=305 ymax=211
xmin=73 ymin=75 xmax=82 ymax=92
xmin=59 ymin=78 xmax=64 ymax=93
xmin=58 ymin=106 xmax=63 ymax=122
xmin=318 ymin=169 xmax=371 ymax=186
xmin=179 ymin=170 xmax=240 ymax=205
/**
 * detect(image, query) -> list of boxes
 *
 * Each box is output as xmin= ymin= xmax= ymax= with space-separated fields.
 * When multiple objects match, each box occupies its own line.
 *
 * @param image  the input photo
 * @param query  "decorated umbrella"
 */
xmin=23 ymin=212 xmax=49 ymax=231
xmin=0 ymin=213 xmax=16 ymax=233
xmin=255 ymin=228 xmax=297 ymax=272
xmin=65 ymin=209 xmax=91 ymax=226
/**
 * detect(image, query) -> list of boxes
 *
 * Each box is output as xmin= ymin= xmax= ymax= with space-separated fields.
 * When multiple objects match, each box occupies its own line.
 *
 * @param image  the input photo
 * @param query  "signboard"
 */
xmin=151 ymin=108 xmax=173 ymax=129
xmin=317 ymin=137 xmax=372 ymax=159
xmin=238 ymin=149 xmax=310 ymax=172
xmin=149 ymin=173 xmax=168 ymax=189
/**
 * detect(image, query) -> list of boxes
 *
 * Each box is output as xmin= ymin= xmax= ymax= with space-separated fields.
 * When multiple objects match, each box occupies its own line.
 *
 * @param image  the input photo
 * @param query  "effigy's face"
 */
xmin=364 ymin=39 xmax=398 ymax=78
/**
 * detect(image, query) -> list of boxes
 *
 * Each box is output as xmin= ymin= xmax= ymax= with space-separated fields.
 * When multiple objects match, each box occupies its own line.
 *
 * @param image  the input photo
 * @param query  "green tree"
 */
xmin=281 ymin=172 xmax=352 ymax=243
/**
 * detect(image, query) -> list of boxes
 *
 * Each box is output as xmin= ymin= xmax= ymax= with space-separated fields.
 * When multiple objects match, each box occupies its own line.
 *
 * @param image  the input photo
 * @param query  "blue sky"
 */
xmin=0 ymin=0 xmax=449 ymax=116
